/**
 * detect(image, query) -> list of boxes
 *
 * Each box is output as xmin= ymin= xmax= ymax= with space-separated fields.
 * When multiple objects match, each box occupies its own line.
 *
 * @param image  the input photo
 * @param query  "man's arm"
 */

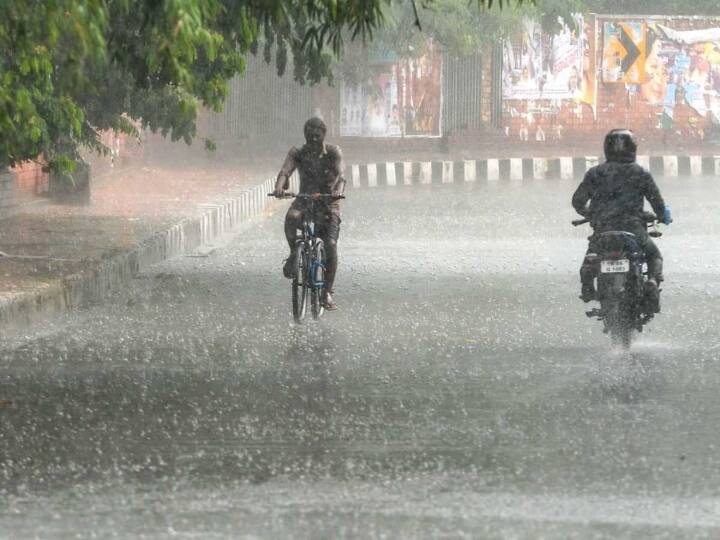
xmin=330 ymin=145 xmax=345 ymax=197
xmin=643 ymin=170 xmax=666 ymax=218
xmin=571 ymin=170 xmax=593 ymax=217
xmin=273 ymin=147 xmax=299 ymax=195
xmin=331 ymin=176 xmax=347 ymax=197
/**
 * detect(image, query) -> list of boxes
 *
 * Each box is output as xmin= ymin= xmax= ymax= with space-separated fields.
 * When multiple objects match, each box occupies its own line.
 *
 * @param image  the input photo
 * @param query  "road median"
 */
xmin=347 ymin=154 xmax=720 ymax=187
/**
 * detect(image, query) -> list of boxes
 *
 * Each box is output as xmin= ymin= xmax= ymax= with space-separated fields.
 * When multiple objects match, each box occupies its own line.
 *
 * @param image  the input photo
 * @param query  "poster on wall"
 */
xmin=397 ymin=44 xmax=443 ymax=136
xmin=339 ymin=84 xmax=365 ymax=136
xmin=339 ymin=43 xmax=442 ymax=138
xmin=339 ymin=68 xmax=401 ymax=137
xmin=580 ymin=17 xmax=596 ymax=111
xmin=650 ymin=24 xmax=720 ymax=125
xmin=502 ymin=16 xmax=585 ymax=100
xmin=601 ymin=21 xmax=646 ymax=83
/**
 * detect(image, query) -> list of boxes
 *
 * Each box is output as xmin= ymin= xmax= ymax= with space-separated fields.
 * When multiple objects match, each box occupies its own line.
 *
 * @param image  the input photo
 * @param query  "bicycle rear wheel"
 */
xmin=292 ymin=243 xmax=308 ymax=322
xmin=310 ymin=240 xmax=326 ymax=320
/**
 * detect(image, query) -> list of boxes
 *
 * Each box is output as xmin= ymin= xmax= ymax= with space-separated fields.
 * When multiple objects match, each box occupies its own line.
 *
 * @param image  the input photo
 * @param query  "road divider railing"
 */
xmin=346 ymin=155 xmax=720 ymax=188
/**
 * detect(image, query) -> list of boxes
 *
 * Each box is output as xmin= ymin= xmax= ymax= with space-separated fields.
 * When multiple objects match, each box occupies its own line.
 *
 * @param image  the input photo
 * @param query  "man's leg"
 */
xmin=579 ymin=240 xmax=597 ymax=302
xmin=644 ymin=238 xmax=663 ymax=283
xmin=321 ymin=210 xmax=341 ymax=309
xmin=642 ymin=237 xmax=663 ymax=313
xmin=283 ymin=207 xmax=303 ymax=278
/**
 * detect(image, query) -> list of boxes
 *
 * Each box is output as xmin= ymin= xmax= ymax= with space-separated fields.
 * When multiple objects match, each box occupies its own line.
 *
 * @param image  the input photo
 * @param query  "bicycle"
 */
xmin=268 ymin=192 xmax=344 ymax=322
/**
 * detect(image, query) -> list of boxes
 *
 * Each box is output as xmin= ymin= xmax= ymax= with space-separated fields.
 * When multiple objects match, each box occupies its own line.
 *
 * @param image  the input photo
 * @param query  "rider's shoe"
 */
xmin=644 ymin=279 xmax=661 ymax=313
xmin=322 ymin=291 xmax=337 ymax=310
xmin=580 ymin=283 xmax=596 ymax=303
xmin=282 ymin=253 xmax=296 ymax=279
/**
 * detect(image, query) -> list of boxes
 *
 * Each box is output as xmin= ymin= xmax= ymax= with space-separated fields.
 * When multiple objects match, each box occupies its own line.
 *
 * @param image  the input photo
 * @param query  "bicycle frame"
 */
xmin=296 ymin=197 xmax=327 ymax=288
xmin=269 ymin=192 xmax=344 ymax=321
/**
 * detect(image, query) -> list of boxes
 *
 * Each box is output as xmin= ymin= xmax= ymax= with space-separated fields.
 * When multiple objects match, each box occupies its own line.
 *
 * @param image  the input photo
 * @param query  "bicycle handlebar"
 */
xmin=268 ymin=192 xmax=346 ymax=200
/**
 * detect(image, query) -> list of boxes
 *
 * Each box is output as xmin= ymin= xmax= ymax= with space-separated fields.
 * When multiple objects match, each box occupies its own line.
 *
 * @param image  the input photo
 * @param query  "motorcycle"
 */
xmin=572 ymin=212 xmax=662 ymax=348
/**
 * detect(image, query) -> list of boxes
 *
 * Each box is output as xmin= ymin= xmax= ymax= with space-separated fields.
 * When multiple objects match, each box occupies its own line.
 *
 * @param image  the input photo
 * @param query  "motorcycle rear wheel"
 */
xmin=603 ymin=299 xmax=633 ymax=349
xmin=609 ymin=324 xmax=633 ymax=349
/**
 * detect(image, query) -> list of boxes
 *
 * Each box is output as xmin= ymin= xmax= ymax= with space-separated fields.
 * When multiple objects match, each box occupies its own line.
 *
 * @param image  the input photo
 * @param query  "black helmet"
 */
xmin=604 ymin=128 xmax=637 ymax=163
xmin=303 ymin=117 xmax=327 ymax=143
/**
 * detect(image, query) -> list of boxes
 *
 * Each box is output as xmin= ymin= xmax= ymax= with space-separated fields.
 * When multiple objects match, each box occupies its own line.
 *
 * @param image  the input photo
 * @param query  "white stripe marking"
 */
xmin=367 ymin=163 xmax=377 ymax=188
xmin=510 ymin=158 xmax=523 ymax=182
xmin=385 ymin=162 xmax=397 ymax=186
xmin=463 ymin=160 xmax=476 ymax=183
xmin=560 ymin=156 xmax=573 ymax=180
xmin=403 ymin=162 xmax=413 ymax=185
xmin=487 ymin=159 xmax=499 ymax=182
xmin=420 ymin=162 xmax=432 ymax=185
xmin=689 ymin=155 xmax=702 ymax=176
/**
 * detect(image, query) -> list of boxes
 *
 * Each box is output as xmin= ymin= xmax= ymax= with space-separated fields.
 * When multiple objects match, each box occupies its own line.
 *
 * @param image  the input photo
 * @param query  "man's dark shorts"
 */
xmin=321 ymin=209 xmax=342 ymax=244
xmin=289 ymin=200 xmax=341 ymax=244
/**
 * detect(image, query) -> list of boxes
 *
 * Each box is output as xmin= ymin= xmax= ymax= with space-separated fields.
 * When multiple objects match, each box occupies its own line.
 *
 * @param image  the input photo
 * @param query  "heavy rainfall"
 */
xmin=2 ymin=1 xmax=720 ymax=539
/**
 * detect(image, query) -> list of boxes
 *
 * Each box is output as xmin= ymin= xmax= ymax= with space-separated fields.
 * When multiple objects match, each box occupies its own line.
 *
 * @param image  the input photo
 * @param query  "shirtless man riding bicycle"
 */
xmin=272 ymin=117 xmax=346 ymax=310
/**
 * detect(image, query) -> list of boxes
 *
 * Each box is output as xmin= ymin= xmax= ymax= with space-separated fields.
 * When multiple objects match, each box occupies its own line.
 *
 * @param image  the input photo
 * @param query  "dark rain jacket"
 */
xmin=572 ymin=160 xmax=666 ymax=234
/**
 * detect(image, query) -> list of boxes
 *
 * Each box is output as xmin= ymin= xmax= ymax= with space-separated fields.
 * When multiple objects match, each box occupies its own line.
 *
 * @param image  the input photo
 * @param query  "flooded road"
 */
xmin=2 ymin=177 xmax=720 ymax=538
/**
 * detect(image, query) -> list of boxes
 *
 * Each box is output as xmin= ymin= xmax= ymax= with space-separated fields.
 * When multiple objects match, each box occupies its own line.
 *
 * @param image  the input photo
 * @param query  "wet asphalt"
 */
xmin=1 ymin=176 xmax=720 ymax=539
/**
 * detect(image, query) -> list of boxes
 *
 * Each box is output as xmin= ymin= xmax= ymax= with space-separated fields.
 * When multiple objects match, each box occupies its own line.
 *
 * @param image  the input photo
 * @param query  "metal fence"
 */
xmin=205 ymin=55 xmax=314 ymax=144
xmin=207 ymin=51 xmax=489 ymax=143
xmin=491 ymin=45 xmax=503 ymax=129
xmin=442 ymin=52 xmax=484 ymax=133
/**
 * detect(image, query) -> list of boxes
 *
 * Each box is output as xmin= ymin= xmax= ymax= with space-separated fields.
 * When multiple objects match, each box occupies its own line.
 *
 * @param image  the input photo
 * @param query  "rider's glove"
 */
xmin=661 ymin=205 xmax=673 ymax=225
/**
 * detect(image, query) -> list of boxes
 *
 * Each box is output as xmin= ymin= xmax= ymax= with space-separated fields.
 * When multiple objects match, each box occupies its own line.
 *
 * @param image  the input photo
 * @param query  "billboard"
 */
xmin=650 ymin=23 xmax=720 ymax=125
xmin=503 ymin=16 xmax=586 ymax=100
xmin=339 ymin=43 xmax=442 ymax=137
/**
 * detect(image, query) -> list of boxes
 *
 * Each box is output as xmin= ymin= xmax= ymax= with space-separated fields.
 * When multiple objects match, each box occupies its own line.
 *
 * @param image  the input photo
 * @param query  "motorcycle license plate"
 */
xmin=600 ymin=259 xmax=630 ymax=273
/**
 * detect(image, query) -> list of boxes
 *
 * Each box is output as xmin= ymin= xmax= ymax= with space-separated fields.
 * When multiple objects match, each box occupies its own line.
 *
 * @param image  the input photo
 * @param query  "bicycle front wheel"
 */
xmin=292 ymin=243 xmax=308 ymax=323
xmin=310 ymin=239 xmax=326 ymax=320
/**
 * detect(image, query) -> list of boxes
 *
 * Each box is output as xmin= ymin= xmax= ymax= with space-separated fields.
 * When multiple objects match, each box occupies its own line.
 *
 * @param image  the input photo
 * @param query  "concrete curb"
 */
xmin=0 ymin=174 xmax=298 ymax=334
xmin=348 ymin=154 xmax=720 ymax=187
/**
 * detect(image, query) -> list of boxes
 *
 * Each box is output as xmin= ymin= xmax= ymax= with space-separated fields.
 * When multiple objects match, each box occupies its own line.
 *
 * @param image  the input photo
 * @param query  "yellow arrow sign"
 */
xmin=602 ymin=22 xmax=647 ymax=83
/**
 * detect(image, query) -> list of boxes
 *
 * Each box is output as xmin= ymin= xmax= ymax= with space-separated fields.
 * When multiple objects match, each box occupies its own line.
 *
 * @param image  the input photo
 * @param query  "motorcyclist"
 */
xmin=272 ymin=117 xmax=346 ymax=310
xmin=572 ymin=129 xmax=672 ymax=312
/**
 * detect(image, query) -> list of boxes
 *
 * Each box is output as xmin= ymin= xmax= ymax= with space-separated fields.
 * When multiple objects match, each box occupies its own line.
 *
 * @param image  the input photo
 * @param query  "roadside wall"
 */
xmin=502 ymin=15 xmax=720 ymax=149
xmin=0 ymin=163 xmax=49 ymax=215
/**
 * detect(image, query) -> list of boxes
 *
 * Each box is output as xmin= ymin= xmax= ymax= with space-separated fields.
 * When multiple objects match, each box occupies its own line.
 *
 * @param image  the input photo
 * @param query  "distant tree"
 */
xmin=0 ymin=0 xmax=531 ymax=173
xmin=584 ymin=0 xmax=720 ymax=16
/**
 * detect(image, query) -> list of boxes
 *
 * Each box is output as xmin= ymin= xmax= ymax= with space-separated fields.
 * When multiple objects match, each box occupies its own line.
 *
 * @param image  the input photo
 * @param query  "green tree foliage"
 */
xmin=0 ymin=1 xmax=107 ymax=171
xmin=337 ymin=0 xmax=534 ymax=89
xmin=1 ymin=0 xmax=538 ymax=171
xmin=0 ymin=0 xmax=393 ymax=170
xmin=5 ymin=0 xmax=717 ymax=172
